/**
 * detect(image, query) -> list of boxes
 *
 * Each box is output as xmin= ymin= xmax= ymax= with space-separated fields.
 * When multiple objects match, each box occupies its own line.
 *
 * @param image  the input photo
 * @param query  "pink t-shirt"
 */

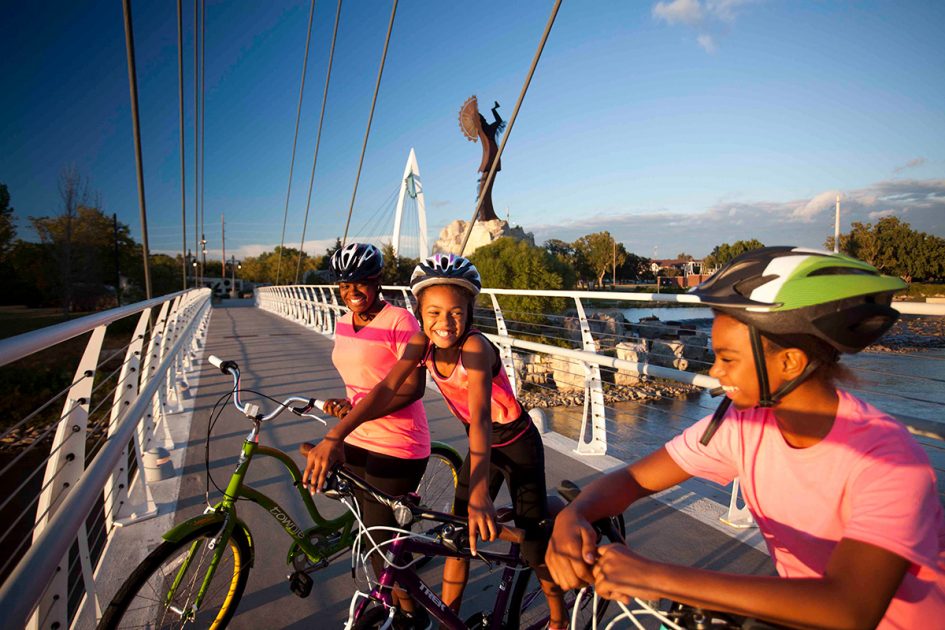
xmin=332 ymin=303 xmax=430 ymax=459
xmin=423 ymin=330 xmax=522 ymax=426
xmin=666 ymin=390 xmax=945 ymax=629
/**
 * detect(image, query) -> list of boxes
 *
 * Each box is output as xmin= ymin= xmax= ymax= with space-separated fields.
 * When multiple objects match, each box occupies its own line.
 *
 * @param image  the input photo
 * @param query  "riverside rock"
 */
xmin=432 ymin=219 xmax=534 ymax=256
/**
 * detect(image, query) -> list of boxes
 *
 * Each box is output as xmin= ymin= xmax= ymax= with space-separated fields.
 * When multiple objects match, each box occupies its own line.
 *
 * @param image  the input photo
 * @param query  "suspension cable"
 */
xmin=121 ymin=0 xmax=153 ymax=299
xmin=178 ymin=0 xmax=187 ymax=290
xmin=200 ymin=0 xmax=207 ymax=278
xmin=274 ymin=0 xmax=317 ymax=286
xmin=193 ymin=0 xmax=200 ymax=282
xmin=295 ymin=0 xmax=343 ymax=283
xmin=340 ymin=0 xmax=397 ymax=248
xmin=458 ymin=0 xmax=562 ymax=256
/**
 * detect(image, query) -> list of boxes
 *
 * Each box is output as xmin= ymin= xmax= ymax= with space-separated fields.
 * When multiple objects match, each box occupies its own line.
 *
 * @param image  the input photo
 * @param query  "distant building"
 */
xmin=650 ymin=259 xmax=712 ymax=288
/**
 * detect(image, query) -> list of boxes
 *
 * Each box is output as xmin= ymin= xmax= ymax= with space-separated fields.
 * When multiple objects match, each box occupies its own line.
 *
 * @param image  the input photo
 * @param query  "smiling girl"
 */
xmin=305 ymin=254 xmax=567 ymax=629
xmin=546 ymin=247 xmax=945 ymax=629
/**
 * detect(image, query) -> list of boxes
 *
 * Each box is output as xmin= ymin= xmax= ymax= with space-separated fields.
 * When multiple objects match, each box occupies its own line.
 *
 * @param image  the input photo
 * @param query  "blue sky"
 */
xmin=2 ymin=0 xmax=943 ymax=261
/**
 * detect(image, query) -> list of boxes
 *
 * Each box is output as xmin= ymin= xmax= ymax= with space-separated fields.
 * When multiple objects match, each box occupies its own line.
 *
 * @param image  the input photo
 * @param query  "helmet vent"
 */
xmin=807 ymin=266 xmax=878 ymax=277
xmin=734 ymin=274 xmax=777 ymax=298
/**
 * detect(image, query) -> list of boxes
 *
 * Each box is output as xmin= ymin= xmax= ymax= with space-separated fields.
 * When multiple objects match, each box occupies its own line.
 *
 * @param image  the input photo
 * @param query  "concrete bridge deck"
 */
xmin=103 ymin=301 xmax=772 ymax=628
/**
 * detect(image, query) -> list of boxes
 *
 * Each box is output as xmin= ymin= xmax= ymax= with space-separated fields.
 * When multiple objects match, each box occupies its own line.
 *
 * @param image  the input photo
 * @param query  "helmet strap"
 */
xmin=767 ymin=359 xmax=820 ymax=404
xmin=748 ymin=326 xmax=775 ymax=408
xmin=699 ymin=396 xmax=732 ymax=446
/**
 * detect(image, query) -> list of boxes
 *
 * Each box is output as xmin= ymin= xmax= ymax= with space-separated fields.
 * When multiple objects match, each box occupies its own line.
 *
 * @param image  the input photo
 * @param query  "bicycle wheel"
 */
xmin=98 ymin=523 xmax=251 ymax=630
xmin=415 ymin=444 xmax=462 ymax=529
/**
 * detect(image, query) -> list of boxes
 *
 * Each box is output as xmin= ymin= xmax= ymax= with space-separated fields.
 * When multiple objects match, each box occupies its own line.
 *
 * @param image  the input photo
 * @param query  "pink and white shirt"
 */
xmin=666 ymin=390 xmax=945 ymax=629
xmin=332 ymin=303 xmax=430 ymax=459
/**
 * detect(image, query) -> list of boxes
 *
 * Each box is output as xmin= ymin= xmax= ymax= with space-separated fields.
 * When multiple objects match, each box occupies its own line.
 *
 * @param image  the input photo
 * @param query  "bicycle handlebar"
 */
xmin=326 ymin=465 xmax=526 ymax=545
xmin=208 ymin=355 xmax=328 ymax=425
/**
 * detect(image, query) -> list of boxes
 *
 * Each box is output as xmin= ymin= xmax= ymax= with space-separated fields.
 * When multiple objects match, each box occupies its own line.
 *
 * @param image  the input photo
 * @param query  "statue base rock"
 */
xmin=433 ymin=219 xmax=534 ymax=256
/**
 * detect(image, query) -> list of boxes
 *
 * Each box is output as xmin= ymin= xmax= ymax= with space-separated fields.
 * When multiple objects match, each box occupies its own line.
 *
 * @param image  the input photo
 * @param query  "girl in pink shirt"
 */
xmin=547 ymin=247 xmax=945 ymax=629
xmin=305 ymin=254 xmax=568 ymax=630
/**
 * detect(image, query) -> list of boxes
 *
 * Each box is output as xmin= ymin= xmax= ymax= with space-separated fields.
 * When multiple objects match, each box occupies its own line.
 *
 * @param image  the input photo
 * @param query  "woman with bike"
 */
xmin=547 ymin=247 xmax=945 ymax=628
xmin=307 ymin=242 xmax=433 ymax=629
xmin=305 ymin=254 xmax=569 ymax=630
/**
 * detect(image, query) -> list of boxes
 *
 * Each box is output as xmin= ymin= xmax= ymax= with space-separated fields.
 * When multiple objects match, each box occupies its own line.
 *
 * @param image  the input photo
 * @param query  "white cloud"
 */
xmin=529 ymin=178 xmax=945 ymax=257
xmin=893 ymin=157 xmax=926 ymax=174
xmin=652 ymin=0 xmax=703 ymax=26
xmin=697 ymin=34 xmax=717 ymax=53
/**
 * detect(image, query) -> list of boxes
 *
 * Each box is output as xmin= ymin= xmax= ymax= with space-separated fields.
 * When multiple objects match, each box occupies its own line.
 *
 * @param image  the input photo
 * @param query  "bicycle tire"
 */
xmin=507 ymin=514 xmax=627 ymax=630
xmin=415 ymin=444 xmax=462 ymax=534
xmin=97 ymin=523 xmax=251 ymax=630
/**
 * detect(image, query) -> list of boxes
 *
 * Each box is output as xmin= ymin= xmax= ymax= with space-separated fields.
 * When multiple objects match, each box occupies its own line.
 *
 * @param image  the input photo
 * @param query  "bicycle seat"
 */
xmin=299 ymin=442 xmax=315 ymax=457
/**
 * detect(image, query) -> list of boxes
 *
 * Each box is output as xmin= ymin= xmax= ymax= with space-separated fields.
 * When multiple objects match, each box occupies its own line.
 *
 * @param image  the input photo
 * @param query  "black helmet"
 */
xmin=410 ymin=254 xmax=482 ymax=297
xmin=690 ymin=246 xmax=904 ymax=354
xmin=329 ymin=243 xmax=384 ymax=283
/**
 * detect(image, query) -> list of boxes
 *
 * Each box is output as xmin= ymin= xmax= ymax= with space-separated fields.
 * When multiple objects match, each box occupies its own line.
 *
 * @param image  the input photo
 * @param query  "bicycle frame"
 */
xmin=354 ymin=532 xmax=525 ymax=630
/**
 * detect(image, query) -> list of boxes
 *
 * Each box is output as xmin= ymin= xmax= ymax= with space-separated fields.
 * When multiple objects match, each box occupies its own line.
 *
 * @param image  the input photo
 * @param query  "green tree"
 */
xmin=379 ymin=242 xmax=419 ymax=285
xmin=828 ymin=218 xmax=945 ymax=282
xmin=573 ymin=231 xmax=625 ymax=287
xmin=469 ymin=238 xmax=572 ymax=324
xmin=703 ymin=239 xmax=765 ymax=269
xmin=240 ymin=246 xmax=319 ymax=285
xmin=619 ymin=252 xmax=653 ymax=281
xmin=0 ymin=183 xmax=15 ymax=262
xmin=675 ymin=252 xmax=693 ymax=261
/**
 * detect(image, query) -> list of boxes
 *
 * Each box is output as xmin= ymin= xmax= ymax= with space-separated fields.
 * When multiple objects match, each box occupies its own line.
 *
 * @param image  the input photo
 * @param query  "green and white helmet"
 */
xmin=690 ymin=246 xmax=905 ymax=354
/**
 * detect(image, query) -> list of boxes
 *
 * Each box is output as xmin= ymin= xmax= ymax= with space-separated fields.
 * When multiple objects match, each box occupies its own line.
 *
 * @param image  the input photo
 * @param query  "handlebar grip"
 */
xmin=312 ymin=399 xmax=326 ymax=412
xmin=208 ymin=355 xmax=239 ymax=375
xmin=208 ymin=355 xmax=223 ymax=369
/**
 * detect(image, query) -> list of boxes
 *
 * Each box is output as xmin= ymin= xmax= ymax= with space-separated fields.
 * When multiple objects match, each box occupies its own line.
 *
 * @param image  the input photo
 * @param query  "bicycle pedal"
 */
xmin=289 ymin=571 xmax=313 ymax=598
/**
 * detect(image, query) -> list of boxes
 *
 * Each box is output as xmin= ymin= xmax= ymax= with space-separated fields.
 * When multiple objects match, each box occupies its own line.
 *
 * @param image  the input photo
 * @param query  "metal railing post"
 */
xmin=488 ymin=292 xmax=518 ymax=394
xmin=572 ymin=296 xmax=607 ymax=455
xmin=28 ymin=325 xmax=106 ymax=630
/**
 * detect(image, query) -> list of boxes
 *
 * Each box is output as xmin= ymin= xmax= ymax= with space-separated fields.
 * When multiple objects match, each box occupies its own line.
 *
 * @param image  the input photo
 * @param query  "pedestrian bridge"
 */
xmin=1 ymin=288 xmax=942 ymax=629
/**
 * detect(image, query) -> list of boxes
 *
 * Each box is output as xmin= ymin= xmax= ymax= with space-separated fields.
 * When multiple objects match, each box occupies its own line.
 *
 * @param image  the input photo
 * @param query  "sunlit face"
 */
xmin=338 ymin=281 xmax=378 ymax=316
xmin=708 ymin=313 xmax=778 ymax=409
xmin=419 ymin=285 xmax=470 ymax=349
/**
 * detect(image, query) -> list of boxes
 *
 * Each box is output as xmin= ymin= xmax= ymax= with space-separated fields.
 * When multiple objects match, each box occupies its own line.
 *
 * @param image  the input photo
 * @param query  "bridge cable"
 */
xmin=200 ymin=0 xmax=207 ymax=280
xmin=121 ymin=0 xmax=153 ymax=299
xmin=274 ymin=0 xmax=317 ymax=286
xmin=294 ymin=0 xmax=343 ymax=283
xmin=193 ymin=0 xmax=199 ymax=283
xmin=178 ymin=0 xmax=187 ymax=290
xmin=458 ymin=0 xmax=562 ymax=256
xmin=340 ymin=0 xmax=398 ymax=249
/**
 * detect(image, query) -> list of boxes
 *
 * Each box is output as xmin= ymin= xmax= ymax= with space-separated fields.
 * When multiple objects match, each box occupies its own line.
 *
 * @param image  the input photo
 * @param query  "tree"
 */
xmin=675 ymin=252 xmax=694 ymax=261
xmin=573 ymin=231 xmax=625 ymax=287
xmin=469 ymin=237 xmax=572 ymax=324
xmin=703 ymin=239 xmax=765 ymax=269
xmin=827 ymin=218 xmax=945 ymax=282
xmin=379 ymin=242 xmax=418 ymax=285
xmin=0 ymin=183 xmax=15 ymax=262
xmin=240 ymin=246 xmax=320 ymax=285
xmin=619 ymin=252 xmax=653 ymax=281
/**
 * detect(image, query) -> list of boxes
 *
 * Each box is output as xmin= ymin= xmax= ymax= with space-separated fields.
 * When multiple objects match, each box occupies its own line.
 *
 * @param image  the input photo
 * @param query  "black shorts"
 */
xmin=453 ymin=411 xmax=549 ymax=567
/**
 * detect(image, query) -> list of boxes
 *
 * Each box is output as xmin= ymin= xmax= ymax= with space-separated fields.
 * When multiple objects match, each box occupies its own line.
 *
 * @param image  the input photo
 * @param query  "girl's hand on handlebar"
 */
xmin=546 ymin=506 xmax=599 ymax=590
xmin=322 ymin=398 xmax=352 ymax=419
xmin=467 ymin=490 xmax=498 ymax=556
xmin=592 ymin=543 xmax=660 ymax=604
xmin=303 ymin=437 xmax=344 ymax=493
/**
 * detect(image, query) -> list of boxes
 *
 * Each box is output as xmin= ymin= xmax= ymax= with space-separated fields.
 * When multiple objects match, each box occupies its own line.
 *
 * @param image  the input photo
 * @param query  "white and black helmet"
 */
xmin=329 ymin=243 xmax=384 ymax=282
xmin=410 ymin=254 xmax=482 ymax=297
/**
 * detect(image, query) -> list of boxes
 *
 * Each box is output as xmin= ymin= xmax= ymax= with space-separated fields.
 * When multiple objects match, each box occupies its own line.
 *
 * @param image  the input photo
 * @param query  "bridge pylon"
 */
xmin=392 ymin=148 xmax=428 ymax=259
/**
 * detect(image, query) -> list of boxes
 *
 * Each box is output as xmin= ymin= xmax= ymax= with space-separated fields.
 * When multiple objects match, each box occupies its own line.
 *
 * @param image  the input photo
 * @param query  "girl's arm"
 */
xmin=461 ymin=334 xmax=499 ymax=555
xmin=593 ymin=538 xmax=909 ymax=629
xmin=546 ymin=447 xmax=691 ymax=589
xmin=303 ymin=331 xmax=428 ymax=491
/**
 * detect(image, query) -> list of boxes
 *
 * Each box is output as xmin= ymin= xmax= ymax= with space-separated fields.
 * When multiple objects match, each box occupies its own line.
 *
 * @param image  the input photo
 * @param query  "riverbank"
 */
xmin=868 ymin=315 xmax=945 ymax=352
xmin=519 ymin=378 xmax=701 ymax=409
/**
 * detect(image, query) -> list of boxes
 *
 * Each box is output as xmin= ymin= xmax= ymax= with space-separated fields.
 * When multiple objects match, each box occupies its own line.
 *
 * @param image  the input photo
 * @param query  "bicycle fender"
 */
xmin=161 ymin=513 xmax=256 ymax=568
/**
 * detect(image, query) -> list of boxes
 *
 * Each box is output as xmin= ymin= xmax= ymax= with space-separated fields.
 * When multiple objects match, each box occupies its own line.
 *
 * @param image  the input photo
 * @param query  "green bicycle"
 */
xmin=97 ymin=355 xmax=463 ymax=629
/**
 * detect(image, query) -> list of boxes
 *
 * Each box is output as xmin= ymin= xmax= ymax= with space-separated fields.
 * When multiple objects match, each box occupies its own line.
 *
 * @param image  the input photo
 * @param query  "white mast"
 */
xmin=392 ymin=148 xmax=428 ymax=258
xmin=834 ymin=194 xmax=840 ymax=253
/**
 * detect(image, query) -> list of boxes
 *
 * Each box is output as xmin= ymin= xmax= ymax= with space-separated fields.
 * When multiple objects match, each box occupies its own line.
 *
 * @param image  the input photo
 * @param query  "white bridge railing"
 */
xmin=257 ymin=284 xmax=945 ymax=512
xmin=0 ymin=289 xmax=212 ymax=630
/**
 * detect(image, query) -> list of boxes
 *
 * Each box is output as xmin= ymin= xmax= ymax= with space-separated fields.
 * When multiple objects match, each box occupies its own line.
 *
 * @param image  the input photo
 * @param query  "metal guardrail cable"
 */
xmin=274 ymin=0 xmax=317 ymax=285
xmin=296 ymin=0 xmax=342 ymax=282
xmin=0 ymin=435 xmax=79 ymax=516
xmin=340 ymin=0 xmax=397 ymax=247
